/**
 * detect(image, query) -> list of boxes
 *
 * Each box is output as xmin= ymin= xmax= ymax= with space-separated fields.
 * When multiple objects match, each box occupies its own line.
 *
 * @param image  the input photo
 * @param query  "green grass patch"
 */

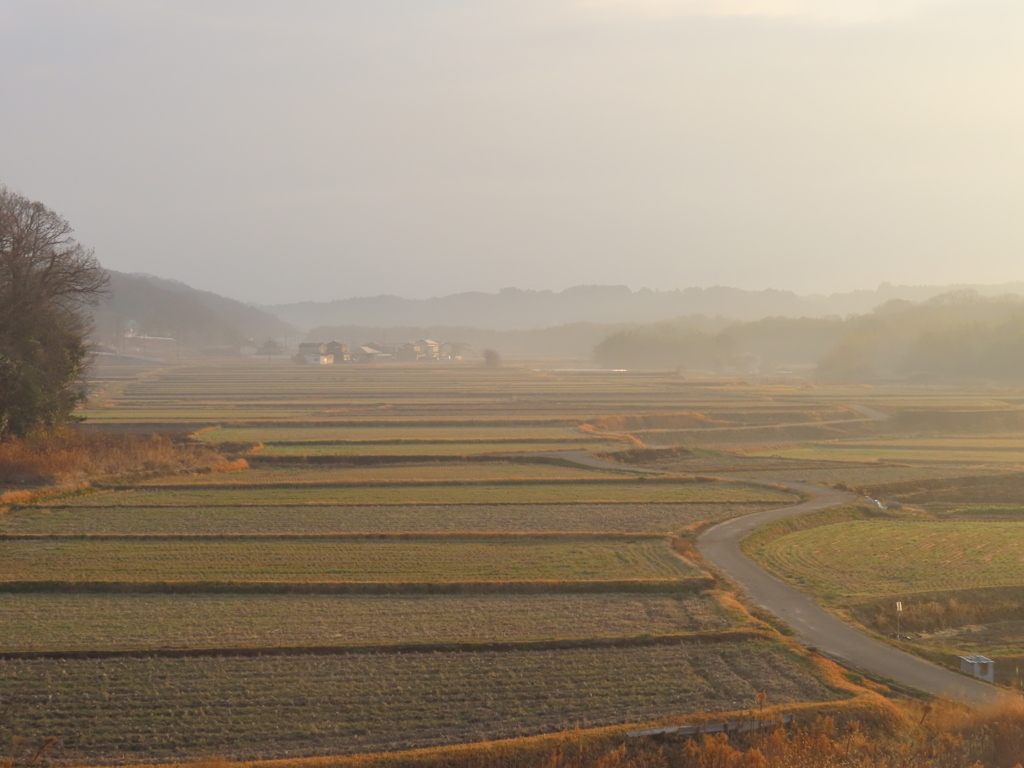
xmin=723 ymin=466 xmax=1012 ymax=488
xmin=741 ymin=505 xmax=887 ymax=553
xmin=745 ymin=439 xmax=1024 ymax=465
xmin=755 ymin=520 xmax=1024 ymax=598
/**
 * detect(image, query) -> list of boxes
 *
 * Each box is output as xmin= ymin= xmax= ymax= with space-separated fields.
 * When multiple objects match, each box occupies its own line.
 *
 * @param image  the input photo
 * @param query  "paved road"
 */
xmin=698 ymin=480 xmax=999 ymax=705
xmin=550 ymin=450 xmax=1003 ymax=705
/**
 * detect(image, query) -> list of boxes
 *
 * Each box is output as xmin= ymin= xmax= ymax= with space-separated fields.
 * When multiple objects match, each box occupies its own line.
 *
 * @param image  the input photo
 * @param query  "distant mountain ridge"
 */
xmin=88 ymin=273 xmax=1024 ymax=363
xmin=92 ymin=271 xmax=296 ymax=350
xmin=266 ymin=282 xmax=1024 ymax=332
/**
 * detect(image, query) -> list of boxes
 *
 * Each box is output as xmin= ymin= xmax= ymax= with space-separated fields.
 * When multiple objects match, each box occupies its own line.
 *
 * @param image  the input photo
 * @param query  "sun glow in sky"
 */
xmin=581 ymin=0 xmax=967 ymax=23
xmin=1 ymin=0 xmax=1022 ymax=303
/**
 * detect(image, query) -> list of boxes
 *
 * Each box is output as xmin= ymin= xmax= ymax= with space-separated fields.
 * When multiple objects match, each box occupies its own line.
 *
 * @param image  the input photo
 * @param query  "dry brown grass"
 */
xmin=0 ymin=430 xmax=235 ymax=494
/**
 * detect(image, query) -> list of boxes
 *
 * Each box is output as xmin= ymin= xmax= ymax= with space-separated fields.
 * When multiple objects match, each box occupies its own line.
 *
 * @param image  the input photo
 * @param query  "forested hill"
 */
xmin=267 ymin=282 xmax=1024 ymax=332
xmin=594 ymin=291 xmax=1024 ymax=380
xmin=92 ymin=271 xmax=296 ymax=350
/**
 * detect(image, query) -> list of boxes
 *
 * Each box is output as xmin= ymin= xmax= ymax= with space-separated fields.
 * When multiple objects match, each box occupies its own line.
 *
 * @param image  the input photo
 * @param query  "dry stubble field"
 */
xmin=0 ymin=501 xmax=778 ymax=535
xmin=19 ymin=362 xmax=987 ymax=764
xmin=0 ymin=536 xmax=695 ymax=583
xmin=0 ymin=592 xmax=734 ymax=652
xmin=601 ymin=388 xmax=1024 ymax=691
xmin=0 ymin=641 xmax=838 ymax=765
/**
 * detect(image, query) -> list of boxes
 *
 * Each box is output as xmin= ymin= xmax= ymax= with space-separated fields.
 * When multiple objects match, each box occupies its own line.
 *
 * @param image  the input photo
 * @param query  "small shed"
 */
xmin=959 ymin=655 xmax=995 ymax=683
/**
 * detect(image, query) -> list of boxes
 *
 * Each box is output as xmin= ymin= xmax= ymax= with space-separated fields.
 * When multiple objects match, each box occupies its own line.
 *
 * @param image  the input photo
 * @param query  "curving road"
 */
xmin=551 ymin=450 xmax=1003 ymax=706
xmin=698 ymin=480 xmax=999 ymax=705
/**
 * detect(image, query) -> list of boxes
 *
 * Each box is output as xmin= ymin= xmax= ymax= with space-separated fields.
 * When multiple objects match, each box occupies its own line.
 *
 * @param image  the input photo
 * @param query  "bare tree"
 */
xmin=0 ymin=186 xmax=108 ymax=438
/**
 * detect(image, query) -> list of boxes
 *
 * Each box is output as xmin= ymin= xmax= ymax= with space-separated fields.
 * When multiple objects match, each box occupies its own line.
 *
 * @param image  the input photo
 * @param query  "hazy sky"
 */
xmin=3 ymin=0 xmax=1024 ymax=304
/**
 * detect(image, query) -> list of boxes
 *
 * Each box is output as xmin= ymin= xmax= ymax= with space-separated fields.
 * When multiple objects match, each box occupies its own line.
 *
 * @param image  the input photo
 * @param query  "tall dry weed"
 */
xmin=0 ymin=429 xmax=230 ymax=489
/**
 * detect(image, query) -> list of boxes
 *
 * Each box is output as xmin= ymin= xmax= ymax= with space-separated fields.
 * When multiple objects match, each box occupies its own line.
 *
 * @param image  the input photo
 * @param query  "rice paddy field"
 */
xmin=0 ymin=593 xmax=733 ymax=652
xmin=566 ymin=378 xmax=1024 ymax=692
xmin=0 ymin=642 xmax=837 ymax=765
xmin=127 ymin=462 xmax=633 ymax=485
xmin=196 ymin=426 xmax=604 ymax=443
xmin=722 ymin=465 xmax=1014 ymax=488
xmin=750 ymin=513 xmax=1024 ymax=681
xmin=0 ymin=536 xmax=695 ymax=583
xmin=745 ymin=439 xmax=1024 ymax=466
xmin=0 ymin=502 xmax=772 ymax=534
xmin=754 ymin=520 xmax=1024 ymax=598
xmin=255 ymin=440 xmax=629 ymax=456
xmin=26 ymin=361 xmax=1013 ymax=763
xmin=46 ymin=480 xmax=791 ymax=506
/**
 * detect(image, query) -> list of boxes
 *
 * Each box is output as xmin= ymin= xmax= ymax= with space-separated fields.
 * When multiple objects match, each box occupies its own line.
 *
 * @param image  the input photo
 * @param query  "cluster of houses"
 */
xmin=296 ymin=339 xmax=465 ymax=365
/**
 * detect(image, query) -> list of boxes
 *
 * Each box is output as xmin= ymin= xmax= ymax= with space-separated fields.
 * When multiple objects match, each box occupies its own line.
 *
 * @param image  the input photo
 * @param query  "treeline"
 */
xmin=595 ymin=290 xmax=1024 ymax=381
xmin=594 ymin=317 xmax=843 ymax=372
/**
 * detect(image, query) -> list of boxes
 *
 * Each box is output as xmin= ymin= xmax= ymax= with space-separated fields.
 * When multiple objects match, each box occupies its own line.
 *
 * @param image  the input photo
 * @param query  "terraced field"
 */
xmin=5 ymin=361 xmax=879 ymax=764
xmin=0 ymin=502 xmax=773 ymax=534
xmin=51 ymin=480 xmax=792 ymax=506
xmin=0 ymin=536 xmax=693 ymax=584
xmin=748 ymin=506 xmax=1024 ymax=685
xmin=747 ymin=441 xmax=1024 ymax=465
xmin=128 ymin=462 xmax=631 ymax=486
xmin=616 ymin=445 xmax=1018 ymax=489
xmin=0 ymin=642 xmax=837 ymax=765
xmin=755 ymin=520 xmax=1024 ymax=597
xmin=723 ymin=465 xmax=1013 ymax=488
xmin=0 ymin=593 xmax=732 ymax=652
xmin=256 ymin=441 xmax=628 ymax=456
xmin=196 ymin=426 xmax=601 ymax=443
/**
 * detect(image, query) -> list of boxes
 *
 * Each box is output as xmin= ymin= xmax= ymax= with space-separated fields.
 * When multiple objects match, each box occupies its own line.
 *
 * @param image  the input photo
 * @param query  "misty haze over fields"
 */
xmin=265 ymin=282 xmax=1024 ymax=331
xmin=92 ymin=272 xmax=1024 ymax=381
xmin=5 ymin=2 xmax=1024 ymax=303
xmin=9 ymin=4 xmax=1024 ymax=764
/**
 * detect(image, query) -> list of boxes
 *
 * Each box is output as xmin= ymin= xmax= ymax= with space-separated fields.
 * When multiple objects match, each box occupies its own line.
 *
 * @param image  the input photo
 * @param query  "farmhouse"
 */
xmin=299 ymin=338 xmax=462 ymax=363
xmin=418 ymin=339 xmax=441 ymax=357
xmin=296 ymin=342 xmax=333 ymax=365
xmin=353 ymin=344 xmax=393 ymax=363
xmin=325 ymin=340 xmax=350 ymax=362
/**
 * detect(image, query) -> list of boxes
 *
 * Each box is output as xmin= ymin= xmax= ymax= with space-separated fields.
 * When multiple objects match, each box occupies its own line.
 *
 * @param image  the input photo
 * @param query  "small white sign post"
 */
xmin=895 ymin=601 xmax=903 ymax=638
